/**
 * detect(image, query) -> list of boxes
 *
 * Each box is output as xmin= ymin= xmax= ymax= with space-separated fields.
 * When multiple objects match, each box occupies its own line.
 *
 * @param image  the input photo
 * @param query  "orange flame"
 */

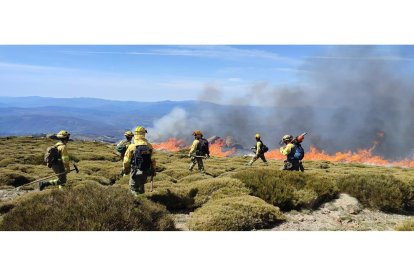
xmin=153 ymin=138 xmax=186 ymax=152
xmin=267 ymin=132 xmax=414 ymax=168
xmin=209 ymin=138 xmax=236 ymax=157
xmin=152 ymin=133 xmax=414 ymax=168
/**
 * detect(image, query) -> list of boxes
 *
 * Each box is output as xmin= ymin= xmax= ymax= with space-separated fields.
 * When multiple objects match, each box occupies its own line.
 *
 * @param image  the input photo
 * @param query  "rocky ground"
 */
xmin=273 ymin=194 xmax=413 ymax=231
xmin=0 ymin=186 xmax=32 ymax=202
xmin=3 ymin=186 xmax=412 ymax=231
xmin=4 ymin=187 xmax=411 ymax=231
xmin=172 ymin=194 xmax=413 ymax=231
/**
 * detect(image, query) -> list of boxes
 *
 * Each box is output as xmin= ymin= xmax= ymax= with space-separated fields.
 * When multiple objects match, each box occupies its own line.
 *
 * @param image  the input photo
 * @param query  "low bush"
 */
xmin=146 ymin=177 xmax=249 ymax=211
xmin=0 ymin=169 xmax=34 ymax=187
xmin=0 ymin=158 xmax=16 ymax=167
xmin=233 ymin=169 xmax=338 ymax=211
xmin=162 ymin=169 xmax=193 ymax=180
xmin=394 ymin=219 xmax=414 ymax=231
xmin=0 ymin=201 xmax=16 ymax=214
xmin=187 ymin=195 xmax=285 ymax=231
xmin=178 ymin=174 xmax=213 ymax=184
xmin=146 ymin=187 xmax=196 ymax=211
xmin=338 ymin=174 xmax=414 ymax=213
xmin=0 ymin=184 xmax=175 ymax=231
xmin=185 ymin=178 xmax=249 ymax=208
xmin=79 ymin=160 xmax=122 ymax=185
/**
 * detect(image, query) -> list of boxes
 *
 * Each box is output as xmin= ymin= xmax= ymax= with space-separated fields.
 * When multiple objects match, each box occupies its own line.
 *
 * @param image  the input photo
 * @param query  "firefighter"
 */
xmin=39 ymin=130 xmax=71 ymax=191
xmin=247 ymin=133 xmax=269 ymax=166
xmin=280 ymin=134 xmax=304 ymax=171
xmin=188 ymin=130 xmax=209 ymax=172
xmin=123 ymin=126 xmax=156 ymax=195
xmin=115 ymin=130 xmax=134 ymax=160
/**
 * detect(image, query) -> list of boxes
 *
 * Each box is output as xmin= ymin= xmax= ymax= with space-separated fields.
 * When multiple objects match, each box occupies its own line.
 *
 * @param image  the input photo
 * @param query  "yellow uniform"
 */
xmin=43 ymin=141 xmax=70 ymax=188
xmin=280 ymin=143 xmax=295 ymax=156
xmin=280 ymin=143 xmax=303 ymax=171
xmin=248 ymin=140 xmax=268 ymax=166
xmin=123 ymin=135 xmax=156 ymax=194
xmin=188 ymin=138 xmax=204 ymax=172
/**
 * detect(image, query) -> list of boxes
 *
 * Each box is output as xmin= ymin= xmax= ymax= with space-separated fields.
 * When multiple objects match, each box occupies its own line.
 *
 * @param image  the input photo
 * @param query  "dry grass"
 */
xmin=394 ymin=219 xmax=414 ymax=231
xmin=2 ymin=136 xmax=414 ymax=230
xmin=338 ymin=174 xmax=414 ymax=213
xmin=0 ymin=183 xmax=175 ymax=231
xmin=233 ymin=168 xmax=339 ymax=211
xmin=187 ymin=195 xmax=285 ymax=231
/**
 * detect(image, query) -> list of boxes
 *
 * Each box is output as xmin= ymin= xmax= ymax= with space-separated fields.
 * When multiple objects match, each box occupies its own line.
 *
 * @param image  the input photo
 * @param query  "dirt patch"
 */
xmin=272 ymin=193 xmax=413 ymax=231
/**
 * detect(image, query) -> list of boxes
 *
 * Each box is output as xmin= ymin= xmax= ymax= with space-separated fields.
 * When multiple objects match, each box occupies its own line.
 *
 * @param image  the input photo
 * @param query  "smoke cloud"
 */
xmin=149 ymin=46 xmax=414 ymax=160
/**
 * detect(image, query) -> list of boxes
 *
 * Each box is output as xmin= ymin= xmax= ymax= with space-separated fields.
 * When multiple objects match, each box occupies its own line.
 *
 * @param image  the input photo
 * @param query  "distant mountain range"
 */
xmin=0 ymin=96 xmax=256 ymax=142
xmin=0 ymin=96 xmax=339 ymax=146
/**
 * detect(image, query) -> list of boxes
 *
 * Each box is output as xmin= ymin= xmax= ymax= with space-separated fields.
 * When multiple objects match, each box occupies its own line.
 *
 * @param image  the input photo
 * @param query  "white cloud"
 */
xmin=59 ymin=46 xmax=300 ymax=64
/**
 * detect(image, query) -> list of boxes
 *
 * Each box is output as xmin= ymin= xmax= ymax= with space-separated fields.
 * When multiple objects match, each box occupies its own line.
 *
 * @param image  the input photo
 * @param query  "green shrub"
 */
xmin=179 ymin=174 xmax=213 ymax=184
xmin=395 ymin=219 xmax=414 ymax=231
xmin=338 ymin=174 xmax=414 ymax=213
xmin=0 ymin=158 xmax=16 ymax=167
xmin=0 ymin=169 xmax=34 ymax=187
xmin=233 ymin=169 xmax=338 ymax=211
xmin=22 ymin=153 xmax=45 ymax=165
xmin=146 ymin=187 xmax=196 ymax=211
xmin=187 ymin=195 xmax=285 ymax=231
xmin=0 ymin=184 xmax=175 ymax=231
xmin=0 ymin=201 xmax=15 ymax=214
xmin=79 ymin=160 xmax=122 ymax=185
xmin=162 ymin=169 xmax=193 ymax=180
xmin=146 ymin=178 xmax=249 ymax=211
xmin=185 ymin=178 xmax=249 ymax=208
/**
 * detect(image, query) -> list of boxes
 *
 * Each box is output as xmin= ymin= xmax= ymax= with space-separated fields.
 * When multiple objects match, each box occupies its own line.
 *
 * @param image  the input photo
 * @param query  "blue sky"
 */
xmin=0 ymin=45 xmax=413 ymax=103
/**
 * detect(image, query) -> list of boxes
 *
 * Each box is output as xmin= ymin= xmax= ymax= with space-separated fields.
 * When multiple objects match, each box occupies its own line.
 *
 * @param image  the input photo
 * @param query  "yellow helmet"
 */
xmin=134 ymin=126 xmax=147 ymax=135
xmin=282 ymin=134 xmax=293 ymax=142
xmin=193 ymin=130 xmax=203 ymax=137
xmin=124 ymin=130 xmax=134 ymax=137
xmin=255 ymin=133 xmax=261 ymax=139
xmin=56 ymin=130 xmax=70 ymax=139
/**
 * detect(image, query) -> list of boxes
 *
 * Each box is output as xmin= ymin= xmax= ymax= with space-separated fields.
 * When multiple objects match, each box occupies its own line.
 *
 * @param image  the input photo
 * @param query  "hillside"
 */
xmin=1 ymin=136 xmax=414 ymax=231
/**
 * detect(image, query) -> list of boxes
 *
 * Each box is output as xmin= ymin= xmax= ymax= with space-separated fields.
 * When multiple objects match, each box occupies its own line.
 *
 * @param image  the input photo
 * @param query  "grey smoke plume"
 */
xmin=147 ymin=108 xmax=198 ymax=143
xmin=149 ymin=46 xmax=414 ymax=160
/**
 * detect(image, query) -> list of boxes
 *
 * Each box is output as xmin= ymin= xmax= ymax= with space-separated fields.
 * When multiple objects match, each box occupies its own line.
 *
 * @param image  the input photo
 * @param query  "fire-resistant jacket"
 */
xmin=189 ymin=139 xmax=200 ymax=155
xmin=55 ymin=141 xmax=70 ymax=172
xmin=255 ymin=141 xmax=263 ymax=155
xmin=123 ymin=135 xmax=156 ymax=173
xmin=280 ymin=143 xmax=295 ymax=156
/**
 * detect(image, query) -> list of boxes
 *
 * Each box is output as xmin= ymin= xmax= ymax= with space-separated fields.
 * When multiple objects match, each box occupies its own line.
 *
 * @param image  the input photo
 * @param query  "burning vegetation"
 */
xmin=152 ymin=131 xmax=414 ymax=168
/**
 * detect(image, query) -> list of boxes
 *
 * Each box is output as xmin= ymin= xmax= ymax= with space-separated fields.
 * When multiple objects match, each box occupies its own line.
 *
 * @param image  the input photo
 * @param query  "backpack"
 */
xmin=196 ymin=138 xmax=210 ymax=156
xmin=293 ymin=143 xmax=305 ymax=160
xmin=260 ymin=142 xmax=269 ymax=153
xmin=116 ymin=141 xmax=128 ymax=156
xmin=131 ymin=145 xmax=152 ymax=171
xmin=45 ymin=145 xmax=60 ymax=168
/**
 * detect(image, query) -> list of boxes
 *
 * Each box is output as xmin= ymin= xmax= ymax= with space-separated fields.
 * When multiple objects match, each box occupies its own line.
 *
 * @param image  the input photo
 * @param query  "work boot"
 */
xmin=39 ymin=181 xmax=48 ymax=191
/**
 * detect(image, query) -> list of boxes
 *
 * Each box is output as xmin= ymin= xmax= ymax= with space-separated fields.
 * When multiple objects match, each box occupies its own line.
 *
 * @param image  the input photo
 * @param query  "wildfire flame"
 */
xmin=153 ymin=137 xmax=236 ymax=157
xmin=267 ymin=131 xmax=414 ymax=168
xmin=152 ymin=132 xmax=414 ymax=168
xmin=153 ymin=138 xmax=186 ymax=152
xmin=209 ymin=138 xmax=236 ymax=157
